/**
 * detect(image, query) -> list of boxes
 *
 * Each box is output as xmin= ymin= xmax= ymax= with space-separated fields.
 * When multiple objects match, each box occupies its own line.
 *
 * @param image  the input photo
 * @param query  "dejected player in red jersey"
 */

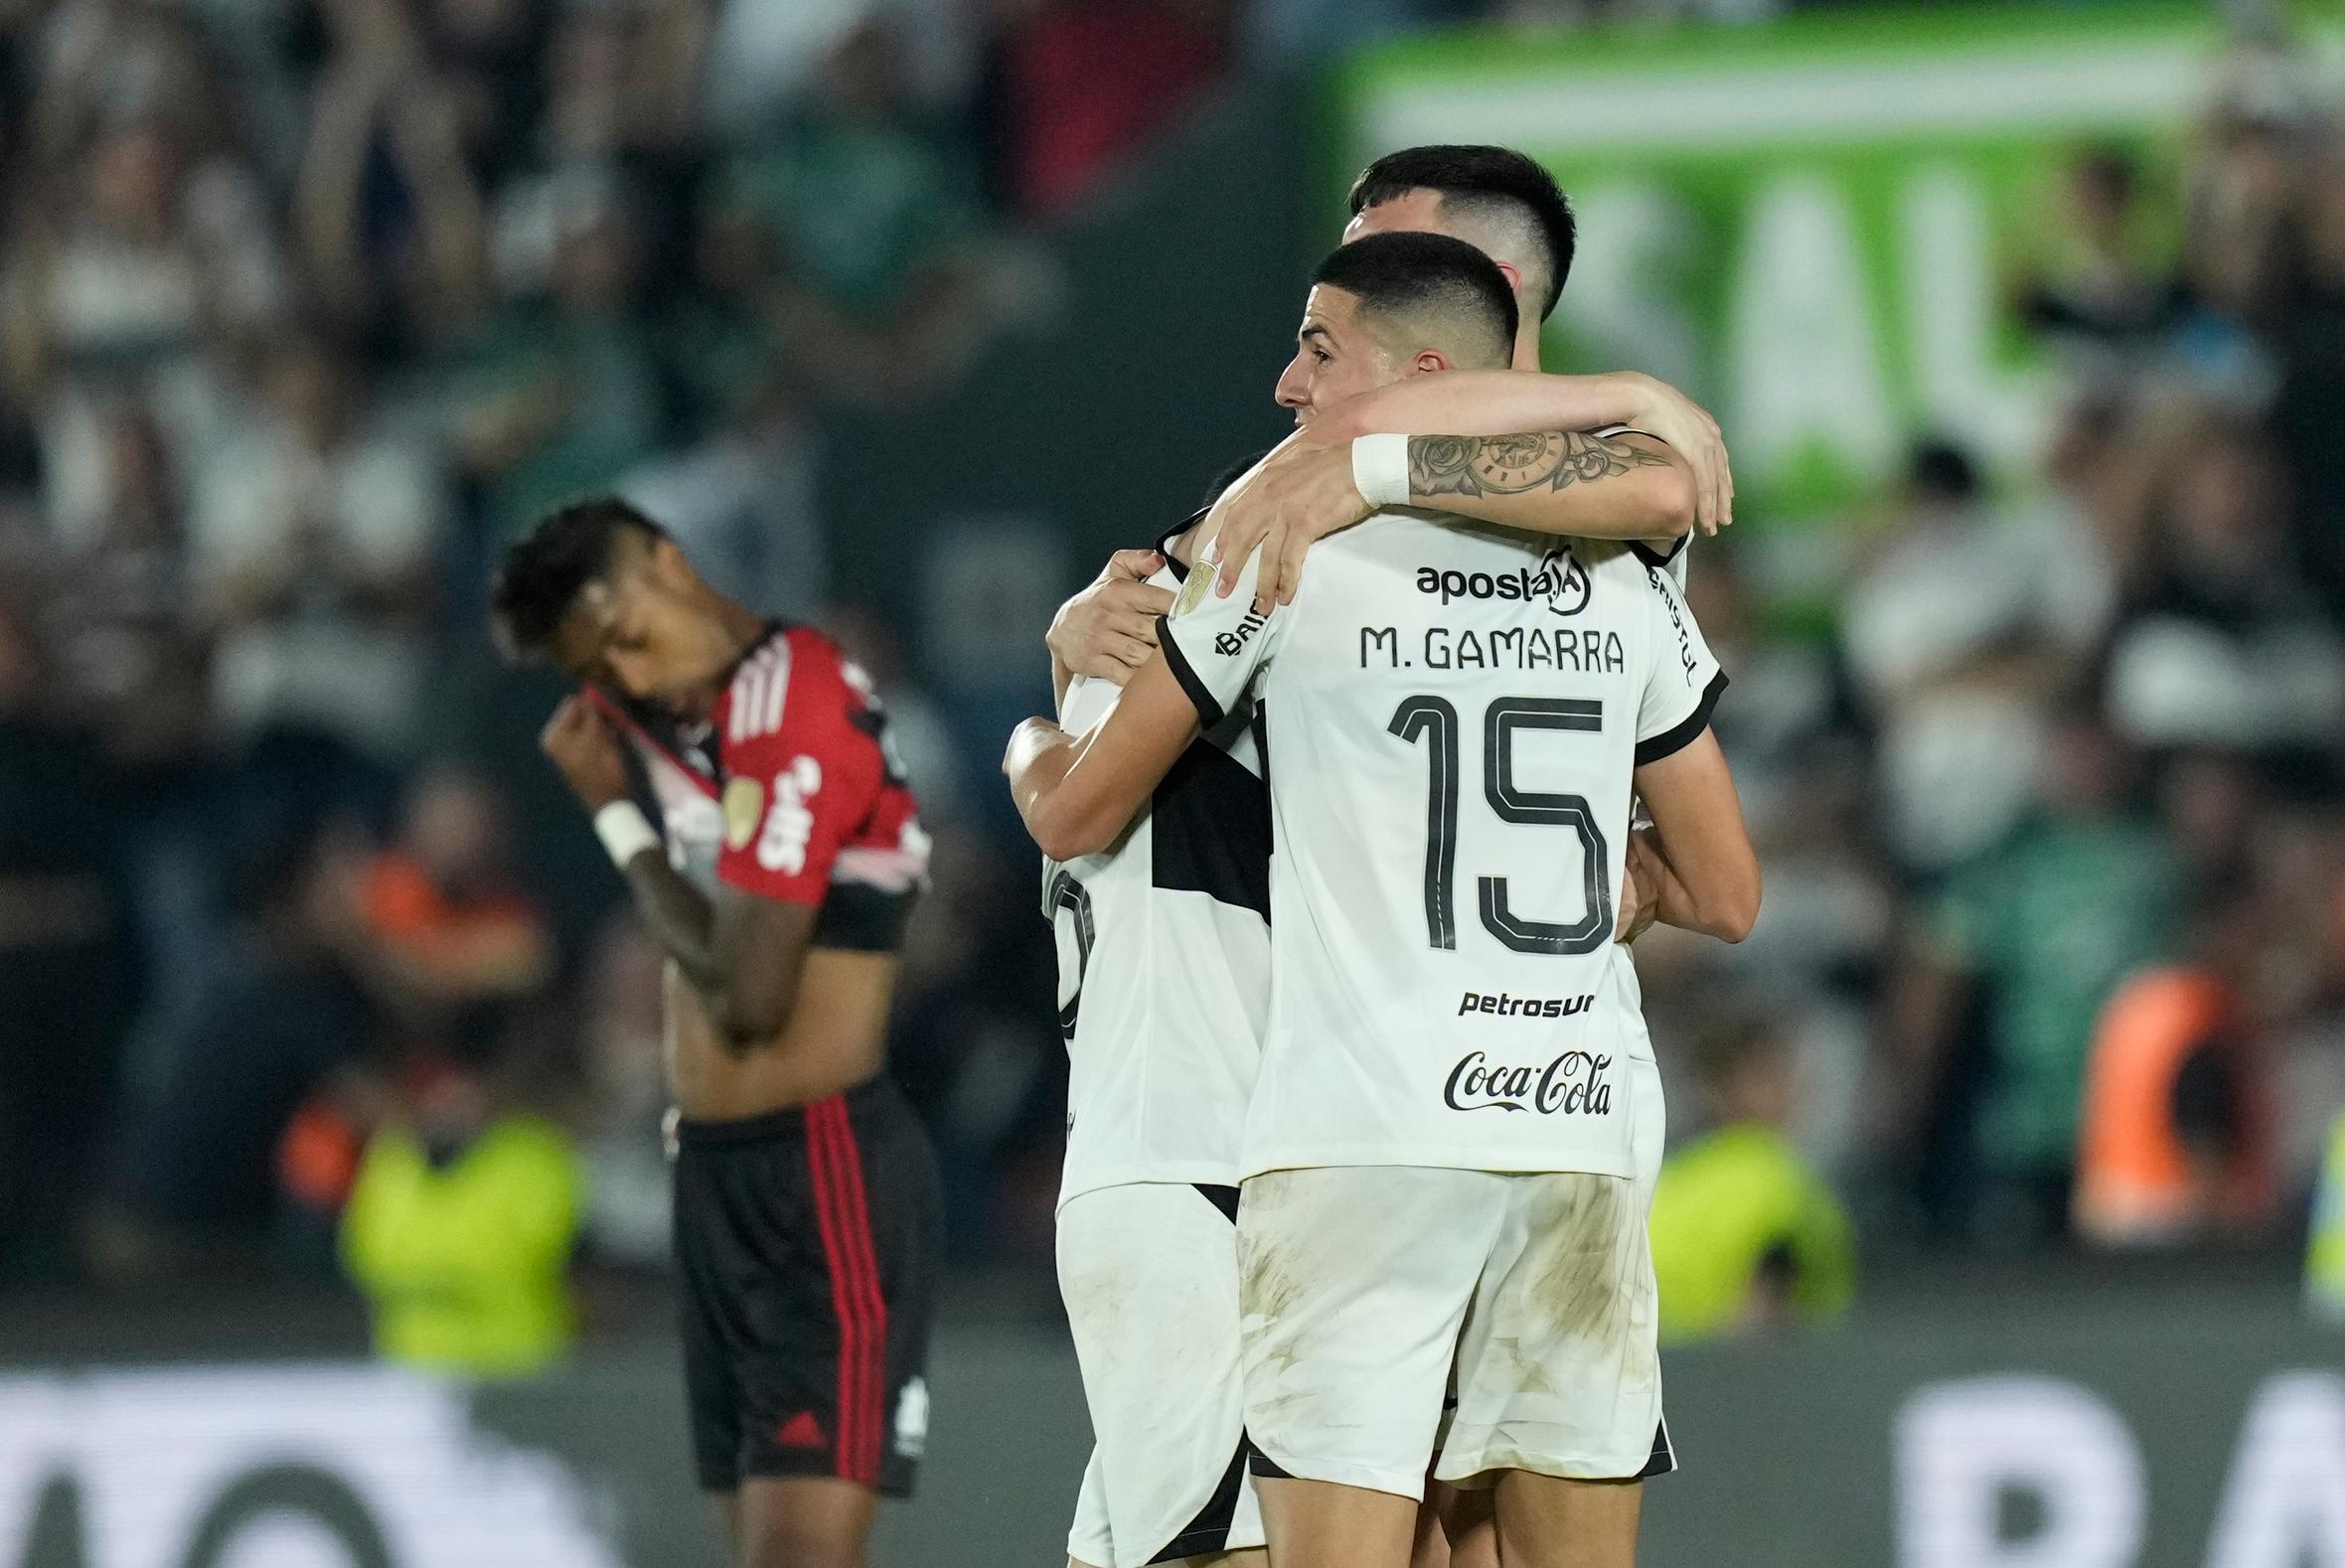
xmin=491 ymin=497 xmax=940 ymax=1568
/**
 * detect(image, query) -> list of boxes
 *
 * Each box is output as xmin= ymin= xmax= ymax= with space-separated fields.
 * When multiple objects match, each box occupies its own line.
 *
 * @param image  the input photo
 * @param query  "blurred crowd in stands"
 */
xmin=1644 ymin=59 xmax=2345 ymax=1290
xmin=0 ymin=0 xmax=1258 ymax=1310
xmin=0 ymin=0 xmax=2342 ymax=1357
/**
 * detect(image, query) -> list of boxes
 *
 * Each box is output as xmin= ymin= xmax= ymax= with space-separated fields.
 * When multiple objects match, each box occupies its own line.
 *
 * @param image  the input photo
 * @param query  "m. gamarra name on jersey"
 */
xmin=1359 ymin=622 xmax=1628 ymax=676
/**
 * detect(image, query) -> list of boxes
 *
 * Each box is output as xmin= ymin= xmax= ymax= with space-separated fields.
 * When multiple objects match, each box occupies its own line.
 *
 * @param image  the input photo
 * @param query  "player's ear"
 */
xmin=646 ymin=535 xmax=697 ymax=589
xmin=1411 ymin=348 xmax=1453 ymax=377
xmin=1490 ymin=257 xmax=1525 ymax=302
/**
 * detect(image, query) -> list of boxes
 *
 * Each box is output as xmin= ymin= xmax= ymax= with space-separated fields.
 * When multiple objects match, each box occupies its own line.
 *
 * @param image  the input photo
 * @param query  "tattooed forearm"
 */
xmin=1408 ymin=430 xmax=1673 ymax=500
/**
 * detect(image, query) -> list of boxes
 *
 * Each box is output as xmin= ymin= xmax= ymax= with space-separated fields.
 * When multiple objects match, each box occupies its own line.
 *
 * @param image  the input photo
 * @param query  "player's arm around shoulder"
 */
xmin=1314 ymin=367 xmax=1731 ymax=537
xmin=1006 ymin=654 xmax=1204 ymax=862
xmin=1208 ymin=416 xmax=1700 ymax=614
xmin=1631 ymin=731 xmax=1760 ymax=944
xmin=1626 ymin=564 xmax=1758 ymax=943
xmin=1400 ymin=426 xmax=1696 ymax=547
xmin=1009 ymin=540 xmax=1282 ymax=862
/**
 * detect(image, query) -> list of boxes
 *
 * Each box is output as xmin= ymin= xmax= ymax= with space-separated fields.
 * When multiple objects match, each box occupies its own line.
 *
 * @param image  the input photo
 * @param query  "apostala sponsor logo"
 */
xmin=1415 ymin=548 xmax=1590 ymax=616
xmin=1444 ymin=1049 xmax=1616 ymax=1116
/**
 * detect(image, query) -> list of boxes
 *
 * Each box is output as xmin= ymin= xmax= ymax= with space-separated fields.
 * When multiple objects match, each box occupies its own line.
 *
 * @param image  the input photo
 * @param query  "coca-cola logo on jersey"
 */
xmin=1443 ymin=1050 xmax=1616 ymax=1116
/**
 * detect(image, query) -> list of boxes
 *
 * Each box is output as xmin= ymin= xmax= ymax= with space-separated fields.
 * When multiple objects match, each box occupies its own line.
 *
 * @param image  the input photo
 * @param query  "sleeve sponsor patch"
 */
xmin=722 ymin=776 xmax=765 ymax=851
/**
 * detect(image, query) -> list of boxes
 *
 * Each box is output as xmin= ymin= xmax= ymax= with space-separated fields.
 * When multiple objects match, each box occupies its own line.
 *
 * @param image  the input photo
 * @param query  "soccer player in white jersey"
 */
xmin=1042 ymin=480 xmax=1277 ymax=1568
xmin=1028 ymin=407 xmax=1692 ymax=1568
xmin=1011 ymin=232 xmax=1759 ymax=1568
xmin=1051 ymin=145 xmax=1727 ymax=703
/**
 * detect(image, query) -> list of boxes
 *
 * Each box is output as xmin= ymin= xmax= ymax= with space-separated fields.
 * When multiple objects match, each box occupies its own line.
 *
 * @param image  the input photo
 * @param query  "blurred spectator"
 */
xmin=661 ymin=206 xmax=787 ymax=435
xmin=488 ymin=0 xmax=704 ymax=301
xmin=1642 ymin=552 xmax=1882 ymax=1179
xmin=295 ymin=1 xmax=493 ymax=360
xmin=1840 ymin=440 xmax=2109 ymax=872
xmin=42 ymin=399 xmax=206 ymax=752
xmin=618 ymin=371 xmax=828 ymax=623
xmin=23 ymin=0 xmax=234 ymax=167
xmin=885 ymin=826 xmax=1060 ymax=1260
xmin=826 ymin=605 xmax=966 ymax=825
xmin=2073 ymin=893 xmax=2277 ymax=1250
xmin=0 ymin=595 xmax=129 ymax=1278
xmin=2269 ymin=136 xmax=2345 ymax=615
xmin=39 ymin=400 xmax=217 ymax=1038
xmin=4 ymin=115 xmax=286 ymax=531
xmin=714 ymin=18 xmax=1004 ymax=401
xmin=1880 ymin=710 xmax=2184 ymax=1243
xmin=451 ymin=179 xmax=664 ymax=544
xmin=575 ymin=916 xmax=670 ymax=1269
xmin=408 ymin=0 xmax=549 ymax=184
xmin=192 ymin=329 xmax=447 ymax=758
xmin=1649 ymin=1012 xmax=1855 ymax=1343
xmin=2015 ymin=147 xmax=2180 ymax=381
xmin=2104 ymin=408 xmax=2345 ymax=753
xmin=2170 ymin=108 xmax=2294 ymax=394
xmin=97 ymin=816 xmax=376 ymax=1280
xmin=356 ymin=762 xmax=553 ymax=1043
xmin=995 ymin=0 xmax=1228 ymax=217
xmin=341 ymin=1060 xmax=583 ymax=1377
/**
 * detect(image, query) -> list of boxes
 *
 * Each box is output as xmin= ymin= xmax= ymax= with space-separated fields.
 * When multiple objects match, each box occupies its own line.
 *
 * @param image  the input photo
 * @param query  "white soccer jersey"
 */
xmin=1160 ymin=518 xmax=1724 ymax=1179
xmin=1046 ymin=556 xmax=1273 ymax=1208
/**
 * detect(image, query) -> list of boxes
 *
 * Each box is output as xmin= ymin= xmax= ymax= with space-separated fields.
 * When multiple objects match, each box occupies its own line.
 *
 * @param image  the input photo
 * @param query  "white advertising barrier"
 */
xmin=1896 ymin=1371 xmax=2345 ymax=1568
xmin=0 ymin=1366 xmax=622 ymax=1568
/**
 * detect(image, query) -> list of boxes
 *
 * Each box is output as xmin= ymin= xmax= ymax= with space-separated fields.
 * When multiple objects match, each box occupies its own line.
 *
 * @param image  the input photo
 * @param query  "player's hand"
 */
xmin=1048 ymin=549 xmax=1173 ymax=687
xmin=542 ymin=694 xmax=629 ymax=811
xmin=1209 ymin=432 xmax=1367 ymax=614
xmin=1618 ymin=373 xmax=1732 ymax=537
xmin=1617 ymin=828 xmax=1665 ymax=945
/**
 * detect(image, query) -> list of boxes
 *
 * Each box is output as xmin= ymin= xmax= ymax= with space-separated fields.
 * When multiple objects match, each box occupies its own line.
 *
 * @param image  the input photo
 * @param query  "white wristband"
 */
xmin=593 ymin=800 xmax=661 ymax=868
xmin=1351 ymin=432 xmax=1412 ymax=511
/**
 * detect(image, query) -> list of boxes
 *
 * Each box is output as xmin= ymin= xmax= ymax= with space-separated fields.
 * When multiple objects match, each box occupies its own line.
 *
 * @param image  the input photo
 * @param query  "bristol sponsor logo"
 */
xmin=1444 ymin=1049 xmax=1616 ymax=1116
xmin=1415 ymin=547 xmax=1590 ymax=617
xmin=1214 ymin=610 xmax=1268 ymax=657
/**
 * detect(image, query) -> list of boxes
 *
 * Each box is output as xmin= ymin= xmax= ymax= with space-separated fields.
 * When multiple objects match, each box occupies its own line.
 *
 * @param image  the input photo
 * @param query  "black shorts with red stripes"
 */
xmin=672 ymin=1072 xmax=942 ymax=1497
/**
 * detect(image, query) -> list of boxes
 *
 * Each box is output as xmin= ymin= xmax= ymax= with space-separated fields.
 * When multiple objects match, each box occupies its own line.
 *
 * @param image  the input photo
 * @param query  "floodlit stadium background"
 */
xmin=0 ymin=2 xmax=2341 ymax=1564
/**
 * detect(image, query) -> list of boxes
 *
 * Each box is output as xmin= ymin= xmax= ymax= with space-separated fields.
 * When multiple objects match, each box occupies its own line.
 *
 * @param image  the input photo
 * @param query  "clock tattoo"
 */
xmin=1406 ymin=429 xmax=1673 ymax=500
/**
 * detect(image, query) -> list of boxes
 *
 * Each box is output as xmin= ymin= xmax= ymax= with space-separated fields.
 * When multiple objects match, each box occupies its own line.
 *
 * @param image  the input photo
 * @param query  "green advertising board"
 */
xmin=1327 ymin=7 xmax=2345 ymax=521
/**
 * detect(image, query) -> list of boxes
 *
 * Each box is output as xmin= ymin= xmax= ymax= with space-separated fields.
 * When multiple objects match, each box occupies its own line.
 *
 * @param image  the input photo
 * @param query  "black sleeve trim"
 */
xmin=811 ymin=880 xmax=918 ymax=952
xmin=1636 ymin=670 xmax=1728 ymax=766
xmin=1629 ymin=533 xmax=1692 ymax=570
xmin=1155 ymin=507 xmax=1209 ymax=579
xmin=1156 ymin=614 xmax=1226 ymax=728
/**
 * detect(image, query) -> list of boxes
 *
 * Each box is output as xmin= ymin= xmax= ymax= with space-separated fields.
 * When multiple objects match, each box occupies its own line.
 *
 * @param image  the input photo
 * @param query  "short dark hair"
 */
xmin=1204 ymin=449 xmax=1272 ymax=509
xmin=1348 ymin=145 xmax=1576 ymax=321
xmin=1311 ymin=231 xmax=1517 ymax=367
xmin=489 ymin=497 xmax=666 ymax=662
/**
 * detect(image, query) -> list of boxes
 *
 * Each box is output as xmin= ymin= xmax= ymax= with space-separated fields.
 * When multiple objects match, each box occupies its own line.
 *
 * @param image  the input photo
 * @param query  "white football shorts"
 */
xmin=1235 ymin=1058 xmax=1672 ymax=1497
xmin=1060 ymin=1181 xmax=1265 ymax=1567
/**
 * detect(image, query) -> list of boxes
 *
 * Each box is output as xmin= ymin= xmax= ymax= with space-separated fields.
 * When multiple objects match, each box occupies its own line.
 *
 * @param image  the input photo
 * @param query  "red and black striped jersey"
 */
xmin=596 ymin=625 xmax=930 ymax=951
